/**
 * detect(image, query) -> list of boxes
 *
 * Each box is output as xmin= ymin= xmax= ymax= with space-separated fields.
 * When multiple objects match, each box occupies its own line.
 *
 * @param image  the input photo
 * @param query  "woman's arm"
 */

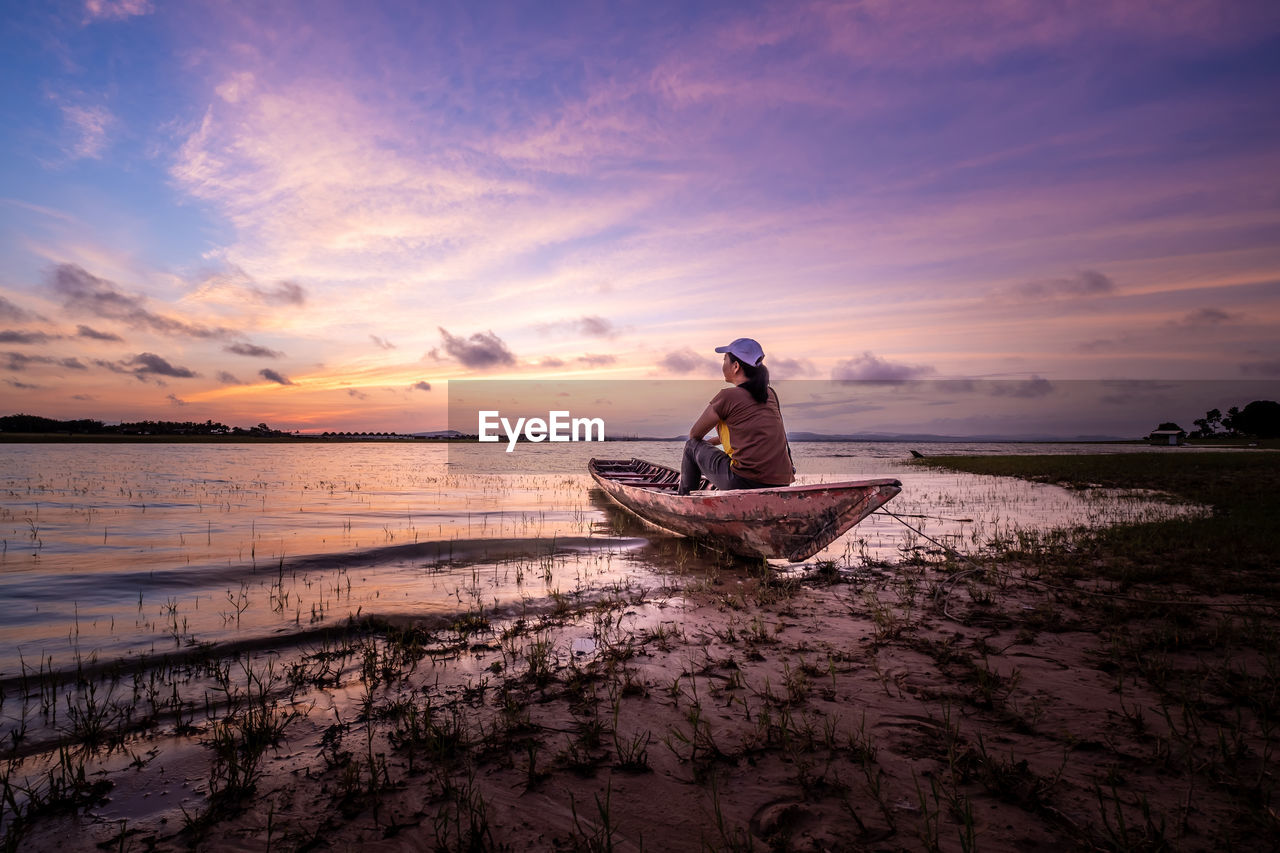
xmin=688 ymin=405 xmax=720 ymax=442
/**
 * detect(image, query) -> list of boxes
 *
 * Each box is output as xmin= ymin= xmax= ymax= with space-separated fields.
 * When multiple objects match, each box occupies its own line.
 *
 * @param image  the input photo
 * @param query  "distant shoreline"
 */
xmin=1 ymin=432 xmax=1272 ymax=448
xmin=0 ymin=432 xmax=466 ymax=444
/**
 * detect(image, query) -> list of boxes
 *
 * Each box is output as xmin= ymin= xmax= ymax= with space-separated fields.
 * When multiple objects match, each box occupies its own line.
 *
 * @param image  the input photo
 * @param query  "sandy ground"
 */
xmin=7 ymin=540 xmax=1280 ymax=852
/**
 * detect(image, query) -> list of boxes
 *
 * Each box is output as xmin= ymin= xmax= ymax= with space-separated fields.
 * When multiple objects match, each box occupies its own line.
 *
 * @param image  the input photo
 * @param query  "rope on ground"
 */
xmin=873 ymin=510 xmax=975 ymax=523
xmin=870 ymin=507 xmax=1280 ymax=617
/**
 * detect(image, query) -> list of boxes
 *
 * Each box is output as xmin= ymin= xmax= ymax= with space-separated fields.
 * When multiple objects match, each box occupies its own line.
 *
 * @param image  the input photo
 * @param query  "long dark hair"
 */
xmin=730 ymin=356 xmax=770 ymax=404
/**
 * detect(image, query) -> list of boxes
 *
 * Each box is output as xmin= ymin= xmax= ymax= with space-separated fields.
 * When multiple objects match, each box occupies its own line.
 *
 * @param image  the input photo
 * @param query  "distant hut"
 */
xmin=1148 ymin=428 xmax=1186 ymax=446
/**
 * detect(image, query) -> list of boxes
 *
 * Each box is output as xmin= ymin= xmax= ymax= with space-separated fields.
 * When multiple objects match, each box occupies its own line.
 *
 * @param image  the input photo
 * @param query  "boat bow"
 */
xmin=588 ymin=458 xmax=901 ymax=562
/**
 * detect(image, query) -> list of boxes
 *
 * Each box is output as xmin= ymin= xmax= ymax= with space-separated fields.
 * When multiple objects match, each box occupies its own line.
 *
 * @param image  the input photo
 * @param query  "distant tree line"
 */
xmin=1186 ymin=400 xmax=1280 ymax=439
xmin=0 ymin=414 xmax=289 ymax=437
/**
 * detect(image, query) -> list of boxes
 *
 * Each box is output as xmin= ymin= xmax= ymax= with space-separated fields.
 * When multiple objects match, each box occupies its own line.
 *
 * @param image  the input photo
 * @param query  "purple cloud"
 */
xmin=436 ymin=327 xmax=516 ymax=368
xmin=94 ymin=352 xmax=199 ymax=380
xmin=1172 ymin=308 xmax=1235 ymax=327
xmin=1011 ymin=270 xmax=1115 ymax=301
xmin=0 ymin=296 xmax=41 ymax=323
xmin=410 ymin=380 xmax=431 ymax=391
xmin=769 ymin=357 xmax=817 ymax=378
xmin=4 ymin=352 xmax=42 ymax=370
xmin=129 ymin=352 xmax=197 ymax=378
xmin=5 ymin=352 xmax=88 ymax=371
xmin=577 ymin=353 xmax=617 ymax=366
xmin=1241 ymin=359 xmax=1280 ymax=376
xmin=659 ymin=348 xmax=713 ymax=375
xmin=990 ymin=376 xmax=1055 ymax=398
xmin=1075 ymin=338 xmax=1121 ymax=353
xmin=225 ymin=342 xmax=284 ymax=358
xmin=76 ymin=325 xmax=124 ymax=342
xmin=83 ymin=0 xmax=154 ymax=23
xmin=252 ymin=281 xmax=307 ymax=306
xmin=51 ymin=263 xmax=233 ymax=340
xmin=0 ymin=330 xmax=56 ymax=344
xmin=833 ymin=352 xmax=934 ymax=381
xmin=259 ymin=368 xmax=295 ymax=385
xmin=537 ymin=315 xmax=618 ymax=338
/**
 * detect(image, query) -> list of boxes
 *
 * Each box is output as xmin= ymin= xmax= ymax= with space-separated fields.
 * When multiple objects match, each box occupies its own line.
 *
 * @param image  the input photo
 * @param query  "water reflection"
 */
xmin=0 ymin=441 xmax=1204 ymax=675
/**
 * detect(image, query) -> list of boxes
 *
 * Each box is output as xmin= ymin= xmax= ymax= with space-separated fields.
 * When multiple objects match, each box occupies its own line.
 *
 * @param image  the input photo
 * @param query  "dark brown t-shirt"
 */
xmin=709 ymin=385 xmax=794 ymax=486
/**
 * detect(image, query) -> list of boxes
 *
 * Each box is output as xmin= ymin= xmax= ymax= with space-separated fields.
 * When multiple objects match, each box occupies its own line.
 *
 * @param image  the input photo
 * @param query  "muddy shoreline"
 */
xmin=6 ymin=559 xmax=1278 ymax=851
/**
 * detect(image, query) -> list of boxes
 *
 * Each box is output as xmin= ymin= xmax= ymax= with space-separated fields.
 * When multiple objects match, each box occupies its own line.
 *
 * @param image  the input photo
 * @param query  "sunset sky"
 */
xmin=2 ymin=0 xmax=1278 ymax=434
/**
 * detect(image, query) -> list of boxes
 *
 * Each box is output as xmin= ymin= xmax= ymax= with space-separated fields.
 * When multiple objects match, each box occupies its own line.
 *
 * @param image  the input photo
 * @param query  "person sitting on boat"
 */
xmin=678 ymin=337 xmax=795 ymax=495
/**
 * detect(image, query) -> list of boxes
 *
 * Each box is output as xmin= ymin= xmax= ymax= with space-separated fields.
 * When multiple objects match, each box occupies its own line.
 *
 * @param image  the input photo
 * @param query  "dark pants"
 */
xmin=678 ymin=438 xmax=774 ymax=494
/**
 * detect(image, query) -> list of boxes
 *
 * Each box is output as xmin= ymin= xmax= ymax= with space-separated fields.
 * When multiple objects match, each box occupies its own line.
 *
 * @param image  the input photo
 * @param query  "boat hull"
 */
xmin=588 ymin=458 xmax=902 ymax=562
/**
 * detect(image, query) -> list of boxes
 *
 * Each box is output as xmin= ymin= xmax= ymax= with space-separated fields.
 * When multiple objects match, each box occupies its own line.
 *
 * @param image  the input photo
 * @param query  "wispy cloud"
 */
xmin=537 ymin=315 xmax=618 ymax=338
xmin=4 ymin=352 xmax=86 ymax=371
xmin=1096 ymin=379 xmax=1181 ymax=406
xmin=167 ymin=393 xmax=187 ymax=406
xmin=1075 ymin=338 xmax=1123 ymax=353
xmin=76 ymin=324 xmax=124 ymax=342
xmin=370 ymin=335 xmax=395 ymax=350
xmin=58 ymin=103 xmax=114 ymax=160
xmin=0 ymin=296 xmax=40 ymax=323
xmin=0 ymin=330 xmax=56 ymax=344
xmin=1171 ymin=308 xmax=1236 ymax=327
xmin=217 ymin=370 xmax=244 ymax=385
xmin=171 ymin=90 xmax=534 ymax=286
xmin=1241 ymin=359 xmax=1280 ymax=376
xmin=410 ymin=380 xmax=431 ymax=392
xmin=0 ymin=198 xmax=76 ymax=225
xmin=769 ymin=357 xmax=817 ymax=378
xmin=51 ymin=264 xmax=234 ymax=339
xmin=166 ymin=48 xmax=676 ymax=314
xmin=259 ymin=368 xmax=294 ymax=385
xmin=1008 ymin=270 xmax=1115 ymax=302
xmin=224 ymin=342 xmax=283 ymax=358
xmin=83 ymin=0 xmax=153 ymax=22
xmin=990 ymin=376 xmax=1054 ymax=398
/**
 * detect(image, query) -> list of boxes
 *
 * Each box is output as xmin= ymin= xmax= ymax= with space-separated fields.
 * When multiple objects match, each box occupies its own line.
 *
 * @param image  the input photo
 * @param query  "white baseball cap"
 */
xmin=715 ymin=338 xmax=765 ymax=366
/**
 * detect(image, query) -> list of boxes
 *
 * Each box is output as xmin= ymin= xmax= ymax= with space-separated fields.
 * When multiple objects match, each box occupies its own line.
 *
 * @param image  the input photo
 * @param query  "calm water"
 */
xmin=0 ymin=440 xmax=1204 ymax=677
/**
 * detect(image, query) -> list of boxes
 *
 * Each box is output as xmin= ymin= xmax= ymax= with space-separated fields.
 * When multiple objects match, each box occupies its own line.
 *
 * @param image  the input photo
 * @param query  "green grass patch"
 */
xmin=918 ymin=452 xmax=1280 ymax=594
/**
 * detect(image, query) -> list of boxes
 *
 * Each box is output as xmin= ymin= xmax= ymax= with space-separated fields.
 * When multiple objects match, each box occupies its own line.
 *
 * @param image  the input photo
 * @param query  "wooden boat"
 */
xmin=588 ymin=458 xmax=902 ymax=562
